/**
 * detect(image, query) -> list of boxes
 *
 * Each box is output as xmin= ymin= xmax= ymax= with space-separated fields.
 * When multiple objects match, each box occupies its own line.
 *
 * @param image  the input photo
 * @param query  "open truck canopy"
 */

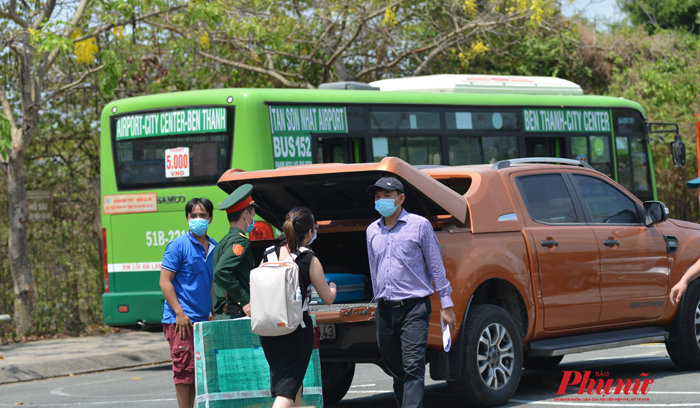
xmin=217 ymin=157 xmax=468 ymax=228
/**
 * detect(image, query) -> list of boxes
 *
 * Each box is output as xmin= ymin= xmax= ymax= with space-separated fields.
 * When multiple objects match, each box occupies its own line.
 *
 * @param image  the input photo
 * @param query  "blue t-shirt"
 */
xmin=161 ymin=231 xmax=216 ymax=324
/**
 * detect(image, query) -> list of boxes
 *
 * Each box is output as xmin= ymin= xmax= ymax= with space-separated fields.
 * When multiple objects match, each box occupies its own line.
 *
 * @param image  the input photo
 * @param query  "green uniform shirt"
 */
xmin=212 ymin=227 xmax=254 ymax=314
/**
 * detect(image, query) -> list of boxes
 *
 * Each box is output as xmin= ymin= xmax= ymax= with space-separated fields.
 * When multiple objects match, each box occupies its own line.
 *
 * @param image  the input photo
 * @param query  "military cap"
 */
xmin=219 ymin=184 xmax=257 ymax=213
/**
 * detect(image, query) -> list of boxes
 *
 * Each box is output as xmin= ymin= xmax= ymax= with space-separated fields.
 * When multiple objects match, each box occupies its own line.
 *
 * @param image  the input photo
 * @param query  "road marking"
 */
xmin=350 ymin=383 xmax=376 ymax=387
xmin=346 ymin=390 xmax=393 ymax=394
xmin=49 ymin=377 xmax=170 ymax=398
xmin=647 ymin=392 xmax=700 ymax=394
xmin=511 ymin=399 xmax=700 ymax=407
xmin=0 ymin=399 xmax=176 ymax=406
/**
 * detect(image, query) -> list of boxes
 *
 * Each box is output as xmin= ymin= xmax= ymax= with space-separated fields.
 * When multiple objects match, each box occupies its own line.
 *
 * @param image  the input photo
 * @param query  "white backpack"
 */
xmin=250 ymin=246 xmax=309 ymax=336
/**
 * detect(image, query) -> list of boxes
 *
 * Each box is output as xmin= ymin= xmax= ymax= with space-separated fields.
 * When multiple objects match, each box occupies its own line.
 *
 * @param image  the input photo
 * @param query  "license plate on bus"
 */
xmin=318 ymin=324 xmax=336 ymax=340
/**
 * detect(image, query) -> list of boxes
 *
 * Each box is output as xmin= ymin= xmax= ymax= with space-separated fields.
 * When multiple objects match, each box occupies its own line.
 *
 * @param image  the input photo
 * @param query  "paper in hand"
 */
xmin=440 ymin=312 xmax=451 ymax=352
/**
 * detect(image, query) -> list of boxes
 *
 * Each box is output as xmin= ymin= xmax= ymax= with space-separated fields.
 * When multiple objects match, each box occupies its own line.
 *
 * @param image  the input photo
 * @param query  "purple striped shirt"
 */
xmin=366 ymin=209 xmax=454 ymax=309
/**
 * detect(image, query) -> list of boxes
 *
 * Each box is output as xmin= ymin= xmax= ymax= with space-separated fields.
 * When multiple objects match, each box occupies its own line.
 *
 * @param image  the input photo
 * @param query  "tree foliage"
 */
xmin=0 ymin=0 xmax=179 ymax=335
xmin=140 ymin=0 xmax=562 ymax=88
xmin=618 ymin=0 xmax=700 ymax=33
xmin=605 ymin=28 xmax=700 ymax=221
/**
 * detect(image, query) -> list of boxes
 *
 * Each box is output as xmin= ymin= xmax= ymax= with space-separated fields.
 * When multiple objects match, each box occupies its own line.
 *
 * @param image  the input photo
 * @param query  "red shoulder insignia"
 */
xmin=232 ymin=244 xmax=245 ymax=256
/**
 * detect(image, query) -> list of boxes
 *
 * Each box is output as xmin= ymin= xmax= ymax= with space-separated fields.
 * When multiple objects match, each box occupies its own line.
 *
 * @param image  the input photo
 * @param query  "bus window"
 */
xmin=569 ymin=135 xmax=613 ymax=178
xmin=447 ymin=136 xmax=518 ymax=165
xmin=448 ymin=137 xmax=481 ymax=165
xmin=316 ymin=137 xmax=365 ymax=164
xmin=525 ymin=137 xmax=564 ymax=157
xmin=372 ymin=136 xmax=441 ymax=164
xmin=616 ymin=137 xmax=633 ymax=190
xmin=369 ymin=108 xmax=440 ymax=130
xmin=483 ymin=136 xmax=518 ymax=164
xmin=571 ymin=136 xmax=587 ymax=158
xmin=445 ymin=110 xmax=519 ymax=131
xmin=112 ymin=106 xmax=233 ymax=190
xmin=115 ymin=133 xmax=230 ymax=189
xmin=613 ymin=109 xmax=651 ymax=196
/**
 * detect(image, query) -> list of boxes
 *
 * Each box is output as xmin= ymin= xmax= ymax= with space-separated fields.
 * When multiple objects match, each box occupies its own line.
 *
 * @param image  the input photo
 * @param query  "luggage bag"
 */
xmin=309 ymin=273 xmax=365 ymax=304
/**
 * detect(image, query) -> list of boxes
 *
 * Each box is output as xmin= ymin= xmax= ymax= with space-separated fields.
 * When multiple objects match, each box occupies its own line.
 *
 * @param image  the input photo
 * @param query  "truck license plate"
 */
xmin=318 ymin=324 xmax=336 ymax=340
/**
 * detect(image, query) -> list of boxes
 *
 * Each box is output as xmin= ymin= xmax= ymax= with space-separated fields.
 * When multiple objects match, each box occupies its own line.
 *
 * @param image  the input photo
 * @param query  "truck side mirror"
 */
xmin=672 ymin=135 xmax=686 ymax=168
xmin=644 ymin=201 xmax=668 ymax=226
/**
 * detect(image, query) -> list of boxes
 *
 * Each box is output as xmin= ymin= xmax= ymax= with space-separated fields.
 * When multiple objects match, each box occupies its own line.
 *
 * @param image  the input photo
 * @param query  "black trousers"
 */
xmin=376 ymin=297 xmax=431 ymax=408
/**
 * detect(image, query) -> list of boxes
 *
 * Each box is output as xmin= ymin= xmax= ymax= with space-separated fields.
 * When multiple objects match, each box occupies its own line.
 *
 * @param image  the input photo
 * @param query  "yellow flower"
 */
xmin=198 ymin=31 xmax=210 ymax=49
xmin=471 ymin=41 xmax=488 ymax=54
xmin=458 ymin=41 xmax=488 ymax=68
xmin=530 ymin=3 xmax=545 ymax=24
xmin=112 ymin=26 xmax=125 ymax=40
xmin=28 ymin=28 xmax=42 ymax=44
xmin=463 ymin=0 xmax=477 ymax=15
xmin=71 ymin=29 xmax=98 ymax=65
xmin=383 ymin=6 xmax=398 ymax=26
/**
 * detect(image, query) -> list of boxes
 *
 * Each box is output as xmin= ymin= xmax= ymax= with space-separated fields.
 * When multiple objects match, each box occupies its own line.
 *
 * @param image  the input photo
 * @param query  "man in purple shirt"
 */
xmin=366 ymin=176 xmax=457 ymax=408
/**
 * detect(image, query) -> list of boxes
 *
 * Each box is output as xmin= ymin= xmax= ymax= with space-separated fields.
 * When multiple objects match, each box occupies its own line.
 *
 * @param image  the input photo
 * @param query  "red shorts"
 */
xmin=163 ymin=323 xmax=195 ymax=385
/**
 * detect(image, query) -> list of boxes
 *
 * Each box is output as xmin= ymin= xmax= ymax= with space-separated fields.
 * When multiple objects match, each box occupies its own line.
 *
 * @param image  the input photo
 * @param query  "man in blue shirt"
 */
xmin=160 ymin=198 xmax=216 ymax=408
xmin=367 ymin=177 xmax=456 ymax=408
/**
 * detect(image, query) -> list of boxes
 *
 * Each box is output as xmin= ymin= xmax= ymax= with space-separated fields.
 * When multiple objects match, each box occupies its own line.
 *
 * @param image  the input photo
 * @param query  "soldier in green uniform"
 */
xmin=212 ymin=184 xmax=257 ymax=319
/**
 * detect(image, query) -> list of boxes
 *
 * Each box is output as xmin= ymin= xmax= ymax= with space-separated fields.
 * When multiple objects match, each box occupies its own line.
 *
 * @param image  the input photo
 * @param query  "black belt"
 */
xmin=380 ymin=297 xmax=427 ymax=308
xmin=224 ymin=304 xmax=246 ymax=317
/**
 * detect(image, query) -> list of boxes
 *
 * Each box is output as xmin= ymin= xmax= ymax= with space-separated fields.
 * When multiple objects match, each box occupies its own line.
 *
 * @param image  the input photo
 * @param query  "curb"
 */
xmin=0 ymin=348 xmax=171 ymax=384
xmin=0 ymin=331 xmax=171 ymax=385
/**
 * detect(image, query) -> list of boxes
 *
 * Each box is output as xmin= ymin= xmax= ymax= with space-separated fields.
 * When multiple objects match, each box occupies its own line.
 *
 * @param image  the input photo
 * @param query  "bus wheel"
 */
xmin=666 ymin=280 xmax=700 ymax=370
xmin=447 ymin=305 xmax=523 ymax=408
xmin=321 ymin=361 xmax=355 ymax=405
xmin=523 ymin=355 xmax=563 ymax=370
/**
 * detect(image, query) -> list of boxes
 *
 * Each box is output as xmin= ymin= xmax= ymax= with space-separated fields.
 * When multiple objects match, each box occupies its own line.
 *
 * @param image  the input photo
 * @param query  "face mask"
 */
xmin=244 ymin=211 xmax=255 ymax=234
xmin=189 ymin=218 xmax=209 ymax=236
xmin=307 ymin=230 xmax=317 ymax=246
xmin=375 ymin=197 xmax=399 ymax=217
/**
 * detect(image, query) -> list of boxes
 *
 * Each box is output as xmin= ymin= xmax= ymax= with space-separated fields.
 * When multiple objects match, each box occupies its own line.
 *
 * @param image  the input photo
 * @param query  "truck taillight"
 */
xmin=249 ymin=221 xmax=274 ymax=241
xmin=102 ymin=228 xmax=109 ymax=293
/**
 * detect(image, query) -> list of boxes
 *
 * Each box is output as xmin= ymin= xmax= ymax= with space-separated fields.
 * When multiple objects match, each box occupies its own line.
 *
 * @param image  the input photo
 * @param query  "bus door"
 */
xmin=314 ymin=135 xmax=366 ymax=164
xmin=525 ymin=136 xmax=564 ymax=158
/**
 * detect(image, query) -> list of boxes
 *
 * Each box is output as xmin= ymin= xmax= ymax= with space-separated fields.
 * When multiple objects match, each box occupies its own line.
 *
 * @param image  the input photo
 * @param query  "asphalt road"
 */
xmin=2 ymin=343 xmax=700 ymax=407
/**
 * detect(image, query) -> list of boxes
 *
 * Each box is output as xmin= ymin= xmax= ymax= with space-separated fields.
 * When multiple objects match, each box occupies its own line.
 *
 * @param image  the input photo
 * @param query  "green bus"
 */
xmin=100 ymin=74 xmax=662 ymax=327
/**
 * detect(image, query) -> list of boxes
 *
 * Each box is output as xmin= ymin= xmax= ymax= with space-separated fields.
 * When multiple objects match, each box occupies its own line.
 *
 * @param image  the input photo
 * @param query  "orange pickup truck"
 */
xmin=217 ymin=157 xmax=700 ymax=407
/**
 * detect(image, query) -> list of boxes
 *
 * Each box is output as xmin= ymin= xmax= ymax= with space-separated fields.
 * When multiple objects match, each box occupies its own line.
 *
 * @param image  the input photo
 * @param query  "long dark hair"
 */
xmin=282 ymin=207 xmax=314 ymax=253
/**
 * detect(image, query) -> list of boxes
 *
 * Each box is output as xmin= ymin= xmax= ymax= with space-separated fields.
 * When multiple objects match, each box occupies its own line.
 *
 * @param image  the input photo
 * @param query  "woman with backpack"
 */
xmin=259 ymin=206 xmax=337 ymax=408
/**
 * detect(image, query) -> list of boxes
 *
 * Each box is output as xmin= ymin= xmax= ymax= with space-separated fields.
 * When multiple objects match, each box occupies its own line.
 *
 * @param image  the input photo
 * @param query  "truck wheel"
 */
xmin=666 ymin=280 xmax=700 ymax=370
xmin=447 ymin=305 xmax=523 ymax=408
xmin=523 ymin=355 xmax=563 ymax=370
xmin=321 ymin=362 xmax=355 ymax=405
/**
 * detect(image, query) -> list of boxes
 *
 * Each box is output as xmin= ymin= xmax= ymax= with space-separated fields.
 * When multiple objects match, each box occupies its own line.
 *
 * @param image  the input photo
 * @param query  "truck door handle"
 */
xmin=540 ymin=240 xmax=559 ymax=247
xmin=603 ymin=240 xmax=620 ymax=246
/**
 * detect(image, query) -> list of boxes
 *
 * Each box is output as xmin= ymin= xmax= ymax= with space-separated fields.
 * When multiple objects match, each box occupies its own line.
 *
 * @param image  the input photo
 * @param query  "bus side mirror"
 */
xmin=644 ymin=201 xmax=668 ymax=226
xmin=672 ymin=135 xmax=686 ymax=168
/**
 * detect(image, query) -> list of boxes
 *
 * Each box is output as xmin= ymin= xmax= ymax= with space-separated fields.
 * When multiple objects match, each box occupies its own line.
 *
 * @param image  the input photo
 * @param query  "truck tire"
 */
xmin=447 ymin=305 xmax=523 ymax=408
xmin=523 ymin=355 xmax=563 ymax=370
xmin=666 ymin=280 xmax=700 ymax=370
xmin=321 ymin=361 xmax=355 ymax=405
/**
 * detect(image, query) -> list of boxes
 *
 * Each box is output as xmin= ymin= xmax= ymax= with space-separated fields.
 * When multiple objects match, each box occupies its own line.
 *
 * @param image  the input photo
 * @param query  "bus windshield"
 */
xmin=112 ymin=107 xmax=234 ymax=190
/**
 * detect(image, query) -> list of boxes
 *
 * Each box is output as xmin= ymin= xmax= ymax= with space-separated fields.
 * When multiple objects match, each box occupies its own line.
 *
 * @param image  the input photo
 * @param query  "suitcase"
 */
xmin=309 ymin=273 xmax=366 ymax=305
xmin=193 ymin=317 xmax=323 ymax=408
